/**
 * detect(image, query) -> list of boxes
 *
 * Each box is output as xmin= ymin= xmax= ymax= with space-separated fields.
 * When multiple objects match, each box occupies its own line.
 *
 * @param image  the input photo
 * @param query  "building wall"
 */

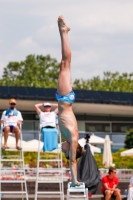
xmin=76 ymin=114 xmax=133 ymax=150
xmin=77 ymin=121 xmax=85 ymax=131
xmin=0 ymin=110 xmax=133 ymax=151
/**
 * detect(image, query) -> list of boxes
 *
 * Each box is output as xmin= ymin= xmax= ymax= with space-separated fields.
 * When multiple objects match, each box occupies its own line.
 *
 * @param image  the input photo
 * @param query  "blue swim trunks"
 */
xmin=56 ymin=91 xmax=75 ymax=104
xmin=3 ymin=125 xmax=15 ymax=132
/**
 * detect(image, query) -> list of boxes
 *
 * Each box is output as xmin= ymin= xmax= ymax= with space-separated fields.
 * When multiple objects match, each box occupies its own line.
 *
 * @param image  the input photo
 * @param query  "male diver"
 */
xmin=56 ymin=15 xmax=79 ymax=187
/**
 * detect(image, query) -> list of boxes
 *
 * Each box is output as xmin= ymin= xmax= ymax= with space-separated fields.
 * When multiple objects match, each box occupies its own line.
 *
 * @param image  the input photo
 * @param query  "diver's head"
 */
xmin=63 ymin=143 xmax=84 ymax=160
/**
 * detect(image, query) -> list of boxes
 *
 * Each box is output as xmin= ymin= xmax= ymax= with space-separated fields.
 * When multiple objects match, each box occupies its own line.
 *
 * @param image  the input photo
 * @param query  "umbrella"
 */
xmin=89 ymin=134 xmax=113 ymax=145
xmin=57 ymin=139 xmax=101 ymax=154
xmin=78 ymin=138 xmax=101 ymax=153
xmin=23 ymin=139 xmax=44 ymax=152
xmin=102 ymin=135 xmax=113 ymax=168
xmin=90 ymin=145 xmax=101 ymax=154
xmin=121 ymin=148 xmax=133 ymax=156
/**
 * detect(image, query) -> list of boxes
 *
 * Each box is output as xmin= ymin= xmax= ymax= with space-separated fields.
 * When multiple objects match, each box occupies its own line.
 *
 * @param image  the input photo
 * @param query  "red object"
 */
xmin=2 ymin=176 xmax=6 ymax=180
xmin=88 ymin=193 xmax=92 ymax=197
xmin=102 ymin=175 xmax=118 ymax=193
xmin=68 ymin=175 xmax=72 ymax=181
xmin=68 ymin=171 xmax=72 ymax=181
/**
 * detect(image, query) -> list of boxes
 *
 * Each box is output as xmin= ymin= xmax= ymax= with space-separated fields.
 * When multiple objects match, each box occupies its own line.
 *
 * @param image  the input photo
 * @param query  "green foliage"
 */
xmin=1 ymin=151 xmax=69 ymax=168
xmin=1 ymin=55 xmax=133 ymax=92
xmin=0 ymin=54 xmax=60 ymax=88
xmin=94 ymin=148 xmax=133 ymax=169
xmin=94 ymin=154 xmax=103 ymax=168
xmin=73 ymin=72 xmax=133 ymax=92
xmin=2 ymin=148 xmax=133 ymax=169
xmin=124 ymin=128 xmax=133 ymax=149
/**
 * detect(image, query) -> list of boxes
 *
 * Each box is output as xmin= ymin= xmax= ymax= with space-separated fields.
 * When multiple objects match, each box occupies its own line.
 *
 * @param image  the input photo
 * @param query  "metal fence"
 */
xmin=1 ymin=167 xmax=133 ymax=182
xmin=24 ymin=168 xmax=133 ymax=182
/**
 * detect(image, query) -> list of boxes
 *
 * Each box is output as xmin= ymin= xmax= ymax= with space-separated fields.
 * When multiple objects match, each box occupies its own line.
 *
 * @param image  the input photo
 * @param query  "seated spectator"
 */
xmin=35 ymin=102 xmax=58 ymax=151
xmin=102 ymin=167 xmax=121 ymax=200
xmin=34 ymin=102 xmax=58 ymax=128
xmin=0 ymin=98 xmax=23 ymax=150
xmin=127 ymin=176 xmax=133 ymax=200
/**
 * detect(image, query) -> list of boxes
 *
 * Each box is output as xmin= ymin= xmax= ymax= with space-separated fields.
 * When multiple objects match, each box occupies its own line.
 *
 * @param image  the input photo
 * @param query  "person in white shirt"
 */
xmin=34 ymin=102 xmax=58 ymax=128
xmin=127 ymin=176 xmax=133 ymax=200
xmin=1 ymin=98 xmax=23 ymax=150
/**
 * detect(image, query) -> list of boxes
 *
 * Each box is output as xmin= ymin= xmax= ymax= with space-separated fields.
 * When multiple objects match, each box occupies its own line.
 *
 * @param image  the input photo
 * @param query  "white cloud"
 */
xmin=0 ymin=0 xmax=133 ymax=81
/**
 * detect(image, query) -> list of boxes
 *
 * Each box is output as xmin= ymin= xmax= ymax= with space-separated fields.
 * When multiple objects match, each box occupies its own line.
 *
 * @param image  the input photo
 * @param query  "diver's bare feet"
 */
xmin=58 ymin=15 xmax=70 ymax=34
xmin=70 ymin=182 xmax=80 ymax=187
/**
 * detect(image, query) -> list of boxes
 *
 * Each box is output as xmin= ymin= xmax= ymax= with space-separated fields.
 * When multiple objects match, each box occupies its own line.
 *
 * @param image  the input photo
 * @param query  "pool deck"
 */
xmin=0 ymin=180 xmax=128 ymax=199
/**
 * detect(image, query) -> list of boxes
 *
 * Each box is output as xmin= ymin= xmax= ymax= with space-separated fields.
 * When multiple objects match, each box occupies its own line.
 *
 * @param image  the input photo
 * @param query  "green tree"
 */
xmin=73 ymin=72 xmax=133 ymax=92
xmin=125 ymin=128 xmax=133 ymax=149
xmin=0 ymin=54 xmax=60 ymax=88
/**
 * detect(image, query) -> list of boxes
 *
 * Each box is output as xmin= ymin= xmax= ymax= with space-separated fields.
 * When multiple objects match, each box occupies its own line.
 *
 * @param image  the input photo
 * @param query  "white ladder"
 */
xmin=0 ymin=124 xmax=28 ymax=200
xmin=67 ymin=182 xmax=88 ymax=200
xmin=34 ymin=124 xmax=64 ymax=200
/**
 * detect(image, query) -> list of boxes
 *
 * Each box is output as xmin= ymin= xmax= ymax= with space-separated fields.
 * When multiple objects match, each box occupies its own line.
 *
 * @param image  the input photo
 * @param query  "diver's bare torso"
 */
xmin=58 ymin=102 xmax=78 ymax=143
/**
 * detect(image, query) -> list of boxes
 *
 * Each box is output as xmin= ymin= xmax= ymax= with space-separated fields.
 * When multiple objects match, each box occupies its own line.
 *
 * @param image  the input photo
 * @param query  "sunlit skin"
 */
xmin=57 ymin=15 xmax=79 ymax=187
xmin=43 ymin=106 xmax=51 ymax=112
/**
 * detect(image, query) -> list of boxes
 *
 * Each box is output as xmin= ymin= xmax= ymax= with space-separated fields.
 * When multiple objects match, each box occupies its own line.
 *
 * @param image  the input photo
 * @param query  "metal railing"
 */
xmin=1 ymin=167 xmax=132 ymax=182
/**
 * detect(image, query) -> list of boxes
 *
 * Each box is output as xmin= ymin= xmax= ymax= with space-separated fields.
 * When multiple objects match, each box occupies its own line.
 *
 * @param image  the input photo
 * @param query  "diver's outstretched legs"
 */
xmin=57 ymin=15 xmax=72 ymax=96
xmin=57 ymin=16 xmax=79 ymax=187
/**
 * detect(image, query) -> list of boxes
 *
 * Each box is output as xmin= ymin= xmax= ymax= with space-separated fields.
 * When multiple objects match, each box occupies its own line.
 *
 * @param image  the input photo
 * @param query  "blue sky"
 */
xmin=0 ymin=0 xmax=133 ymax=80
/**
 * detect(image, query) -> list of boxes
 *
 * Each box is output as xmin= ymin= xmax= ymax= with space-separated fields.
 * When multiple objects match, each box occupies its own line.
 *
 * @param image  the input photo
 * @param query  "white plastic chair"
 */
xmin=67 ymin=182 xmax=88 ymax=200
